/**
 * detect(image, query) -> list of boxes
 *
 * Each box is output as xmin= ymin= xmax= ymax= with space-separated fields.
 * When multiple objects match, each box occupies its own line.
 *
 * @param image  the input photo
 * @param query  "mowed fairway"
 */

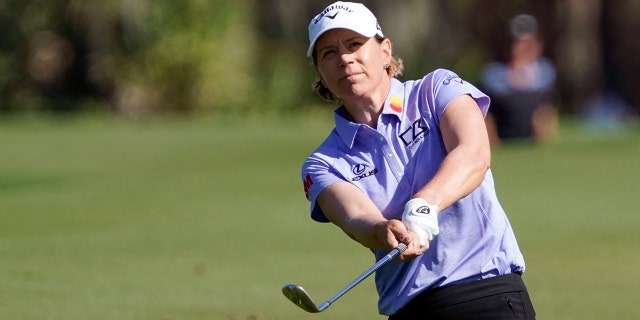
xmin=1 ymin=115 xmax=639 ymax=319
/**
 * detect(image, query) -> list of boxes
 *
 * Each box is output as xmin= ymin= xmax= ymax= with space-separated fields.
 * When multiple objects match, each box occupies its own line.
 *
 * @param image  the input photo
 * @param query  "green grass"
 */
xmin=1 ymin=115 xmax=639 ymax=319
xmin=490 ymin=122 xmax=640 ymax=320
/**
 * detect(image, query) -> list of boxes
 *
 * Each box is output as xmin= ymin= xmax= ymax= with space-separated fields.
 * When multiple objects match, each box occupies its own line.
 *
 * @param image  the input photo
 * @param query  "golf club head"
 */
xmin=282 ymin=284 xmax=328 ymax=313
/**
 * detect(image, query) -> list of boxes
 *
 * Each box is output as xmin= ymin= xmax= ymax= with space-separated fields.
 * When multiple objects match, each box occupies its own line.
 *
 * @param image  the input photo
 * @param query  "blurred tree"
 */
xmin=554 ymin=0 xmax=639 ymax=115
xmin=554 ymin=0 xmax=603 ymax=113
xmin=251 ymin=0 xmax=318 ymax=112
xmin=0 ymin=0 xmax=638 ymax=117
xmin=107 ymin=0 xmax=258 ymax=116
xmin=0 ymin=0 xmax=258 ymax=116
xmin=600 ymin=0 xmax=640 ymax=113
xmin=0 ymin=0 xmax=101 ymax=112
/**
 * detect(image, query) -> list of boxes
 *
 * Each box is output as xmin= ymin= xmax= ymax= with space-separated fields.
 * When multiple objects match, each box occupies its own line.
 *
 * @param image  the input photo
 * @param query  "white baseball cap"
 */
xmin=307 ymin=1 xmax=384 ymax=57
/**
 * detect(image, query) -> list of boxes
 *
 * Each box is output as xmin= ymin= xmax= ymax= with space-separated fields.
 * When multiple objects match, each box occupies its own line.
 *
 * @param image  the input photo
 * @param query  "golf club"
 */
xmin=282 ymin=243 xmax=408 ymax=313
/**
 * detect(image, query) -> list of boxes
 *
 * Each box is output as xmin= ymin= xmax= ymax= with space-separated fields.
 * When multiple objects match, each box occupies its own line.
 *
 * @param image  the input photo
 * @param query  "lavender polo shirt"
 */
xmin=301 ymin=69 xmax=525 ymax=316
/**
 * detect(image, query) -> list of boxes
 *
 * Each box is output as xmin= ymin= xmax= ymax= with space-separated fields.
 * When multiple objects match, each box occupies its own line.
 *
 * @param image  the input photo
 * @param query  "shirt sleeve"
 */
xmin=427 ymin=69 xmax=491 ymax=121
xmin=301 ymin=152 xmax=345 ymax=223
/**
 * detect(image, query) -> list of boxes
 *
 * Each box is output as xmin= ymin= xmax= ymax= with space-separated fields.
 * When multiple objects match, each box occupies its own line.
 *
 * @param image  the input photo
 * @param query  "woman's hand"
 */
xmin=380 ymin=219 xmax=430 ymax=262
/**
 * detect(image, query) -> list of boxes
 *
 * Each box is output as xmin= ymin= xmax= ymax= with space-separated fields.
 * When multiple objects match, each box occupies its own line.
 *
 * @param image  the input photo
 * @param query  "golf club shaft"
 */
xmin=321 ymin=243 xmax=408 ymax=309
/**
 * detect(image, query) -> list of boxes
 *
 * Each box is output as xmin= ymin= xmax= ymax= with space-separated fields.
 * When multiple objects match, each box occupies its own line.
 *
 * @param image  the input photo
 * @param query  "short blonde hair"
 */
xmin=311 ymin=38 xmax=404 ymax=104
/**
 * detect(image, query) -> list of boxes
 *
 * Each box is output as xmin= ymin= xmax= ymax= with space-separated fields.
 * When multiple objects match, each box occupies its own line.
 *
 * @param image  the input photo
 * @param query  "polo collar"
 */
xmin=381 ymin=78 xmax=406 ymax=117
xmin=334 ymin=106 xmax=360 ymax=148
xmin=333 ymin=78 xmax=406 ymax=148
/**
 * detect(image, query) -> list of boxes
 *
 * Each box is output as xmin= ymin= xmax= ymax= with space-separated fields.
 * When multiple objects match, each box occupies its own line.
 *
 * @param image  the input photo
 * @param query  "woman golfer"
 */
xmin=300 ymin=2 xmax=536 ymax=319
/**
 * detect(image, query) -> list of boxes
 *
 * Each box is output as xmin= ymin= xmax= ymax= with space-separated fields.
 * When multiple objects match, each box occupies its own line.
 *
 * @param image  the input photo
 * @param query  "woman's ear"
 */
xmin=381 ymin=38 xmax=392 ymax=66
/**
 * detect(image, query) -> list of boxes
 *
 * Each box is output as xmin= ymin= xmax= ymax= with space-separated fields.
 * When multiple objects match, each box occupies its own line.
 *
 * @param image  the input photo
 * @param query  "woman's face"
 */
xmin=314 ymin=28 xmax=391 ymax=102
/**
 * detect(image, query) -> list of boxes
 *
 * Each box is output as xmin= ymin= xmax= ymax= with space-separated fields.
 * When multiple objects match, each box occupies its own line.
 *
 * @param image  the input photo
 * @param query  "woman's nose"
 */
xmin=338 ymin=50 xmax=354 ymax=67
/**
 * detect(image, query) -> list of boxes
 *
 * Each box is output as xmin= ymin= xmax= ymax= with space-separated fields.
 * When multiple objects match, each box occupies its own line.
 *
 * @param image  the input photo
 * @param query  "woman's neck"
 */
xmin=342 ymin=79 xmax=391 ymax=129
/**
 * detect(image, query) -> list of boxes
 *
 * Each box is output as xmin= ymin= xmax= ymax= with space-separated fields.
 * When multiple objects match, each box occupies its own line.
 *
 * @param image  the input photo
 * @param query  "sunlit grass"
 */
xmin=0 ymin=115 xmax=638 ymax=319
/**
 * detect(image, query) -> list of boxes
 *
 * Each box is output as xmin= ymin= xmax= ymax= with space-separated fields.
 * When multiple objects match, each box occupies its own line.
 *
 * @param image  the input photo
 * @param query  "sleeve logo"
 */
xmin=303 ymin=174 xmax=314 ymax=199
xmin=443 ymin=73 xmax=464 ymax=85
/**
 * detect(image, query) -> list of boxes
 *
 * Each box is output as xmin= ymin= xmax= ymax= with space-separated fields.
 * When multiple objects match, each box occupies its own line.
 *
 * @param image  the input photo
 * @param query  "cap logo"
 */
xmin=325 ymin=12 xmax=339 ymax=19
xmin=313 ymin=4 xmax=354 ymax=24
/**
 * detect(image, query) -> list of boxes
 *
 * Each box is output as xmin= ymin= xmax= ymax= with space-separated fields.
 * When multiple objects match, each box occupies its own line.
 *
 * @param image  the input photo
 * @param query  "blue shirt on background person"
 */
xmin=481 ymin=14 xmax=559 ymax=145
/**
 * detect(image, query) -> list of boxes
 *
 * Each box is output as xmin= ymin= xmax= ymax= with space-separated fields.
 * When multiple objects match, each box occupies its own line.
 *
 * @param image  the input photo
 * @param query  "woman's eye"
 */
xmin=321 ymin=49 xmax=335 ymax=58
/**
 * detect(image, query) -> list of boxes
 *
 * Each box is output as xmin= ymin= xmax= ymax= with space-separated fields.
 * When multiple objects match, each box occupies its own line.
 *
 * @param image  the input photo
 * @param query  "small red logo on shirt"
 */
xmin=390 ymin=95 xmax=403 ymax=113
xmin=303 ymin=174 xmax=314 ymax=199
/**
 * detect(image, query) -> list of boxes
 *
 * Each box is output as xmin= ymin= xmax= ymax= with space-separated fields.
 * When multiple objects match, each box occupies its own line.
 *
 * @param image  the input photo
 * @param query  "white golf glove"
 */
xmin=402 ymin=198 xmax=439 ymax=246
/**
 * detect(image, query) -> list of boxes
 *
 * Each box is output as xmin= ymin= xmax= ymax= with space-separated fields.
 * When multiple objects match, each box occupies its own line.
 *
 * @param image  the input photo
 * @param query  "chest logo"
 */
xmin=400 ymin=119 xmax=428 ymax=148
xmin=389 ymin=95 xmax=403 ymax=113
xmin=351 ymin=163 xmax=379 ymax=181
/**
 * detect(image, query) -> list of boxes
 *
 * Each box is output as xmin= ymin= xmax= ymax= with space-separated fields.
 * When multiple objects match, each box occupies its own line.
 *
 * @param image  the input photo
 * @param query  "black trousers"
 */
xmin=389 ymin=273 xmax=535 ymax=320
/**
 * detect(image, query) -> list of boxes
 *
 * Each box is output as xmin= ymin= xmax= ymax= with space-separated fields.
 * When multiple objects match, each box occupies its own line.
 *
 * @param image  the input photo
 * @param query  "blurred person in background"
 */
xmin=300 ymin=2 xmax=535 ymax=318
xmin=481 ymin=14 xmax=559 ymax=146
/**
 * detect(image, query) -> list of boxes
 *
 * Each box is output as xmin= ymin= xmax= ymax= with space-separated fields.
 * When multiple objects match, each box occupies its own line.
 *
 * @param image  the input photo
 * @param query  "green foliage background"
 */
xmin=3 ymin=0 xmax=639 ymax=116
xmin=1 ymin=0 xmax=274 ymax=115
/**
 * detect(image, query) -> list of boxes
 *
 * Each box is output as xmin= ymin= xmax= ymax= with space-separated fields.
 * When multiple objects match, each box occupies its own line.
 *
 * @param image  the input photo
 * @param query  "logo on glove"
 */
xmin=416 ymin=206 xmax=431 ymax=214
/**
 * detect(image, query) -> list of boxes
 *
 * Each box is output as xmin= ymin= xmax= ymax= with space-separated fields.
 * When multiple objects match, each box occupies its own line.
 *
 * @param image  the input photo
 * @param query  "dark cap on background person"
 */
xmin=509 ymin=14 xmax=539 ymax=38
